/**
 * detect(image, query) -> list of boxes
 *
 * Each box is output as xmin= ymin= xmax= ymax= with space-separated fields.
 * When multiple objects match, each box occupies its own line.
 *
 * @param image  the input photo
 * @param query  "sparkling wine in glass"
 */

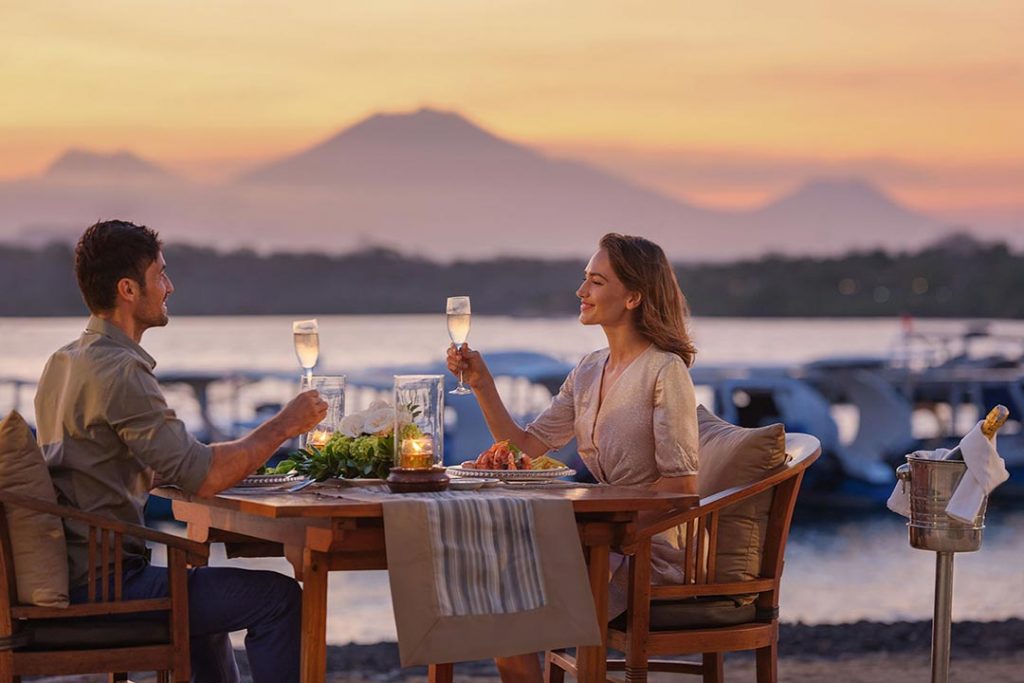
xmin=293 ymin=319 xmax=319 ymax=382
xmin=446 ymin=297 xmax=472 ymax=395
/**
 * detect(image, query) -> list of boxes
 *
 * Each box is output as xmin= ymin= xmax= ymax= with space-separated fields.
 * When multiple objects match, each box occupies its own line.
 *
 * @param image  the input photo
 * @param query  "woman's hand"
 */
xmin=447 ymin=343 xmax=492 ymax=390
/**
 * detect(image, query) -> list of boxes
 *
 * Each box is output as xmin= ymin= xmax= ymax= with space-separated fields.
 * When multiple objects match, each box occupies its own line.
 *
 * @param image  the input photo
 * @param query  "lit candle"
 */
xmin=400 ymin=436 xmax=434 ymax=469
xmin=307 ymin=429 xmax=332 ymax=448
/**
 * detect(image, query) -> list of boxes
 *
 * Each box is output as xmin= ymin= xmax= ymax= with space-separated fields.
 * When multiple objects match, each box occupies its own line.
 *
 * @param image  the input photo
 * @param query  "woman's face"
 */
xmin=576 ymin=248 xmax=639 ymax=327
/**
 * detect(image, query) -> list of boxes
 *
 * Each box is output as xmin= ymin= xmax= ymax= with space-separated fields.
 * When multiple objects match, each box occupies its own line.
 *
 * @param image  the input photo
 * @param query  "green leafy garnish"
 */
xmin=282 ymin=432 xmax=399 ymax=481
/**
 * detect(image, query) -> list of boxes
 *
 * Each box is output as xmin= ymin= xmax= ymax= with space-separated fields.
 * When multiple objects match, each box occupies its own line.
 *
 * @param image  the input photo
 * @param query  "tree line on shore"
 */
xmin=2 ymin=233 xmax=1021 ymax=318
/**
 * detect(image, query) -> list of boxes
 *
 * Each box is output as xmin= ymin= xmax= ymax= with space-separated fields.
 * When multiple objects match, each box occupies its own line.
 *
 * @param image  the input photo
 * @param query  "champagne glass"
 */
xmin=293 ymin=319 xmax=319 ymax=383
xmin=446 ymin=296 xmax=472 ymax=395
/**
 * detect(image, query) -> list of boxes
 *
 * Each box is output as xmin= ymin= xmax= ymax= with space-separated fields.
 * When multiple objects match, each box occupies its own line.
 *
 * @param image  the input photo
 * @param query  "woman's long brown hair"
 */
xmin=599 ymin=233 xmax=697 ymax=367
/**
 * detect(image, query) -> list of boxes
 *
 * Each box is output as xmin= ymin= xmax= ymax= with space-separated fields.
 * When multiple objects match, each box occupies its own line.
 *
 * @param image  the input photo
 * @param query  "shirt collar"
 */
xmin=85 ymin=315 xmax=158 ymax=369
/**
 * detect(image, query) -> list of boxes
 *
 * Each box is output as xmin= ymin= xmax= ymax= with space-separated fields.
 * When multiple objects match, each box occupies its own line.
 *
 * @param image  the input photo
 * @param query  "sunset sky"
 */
xmin=2 ymin=0 xmax=1021 ymax=213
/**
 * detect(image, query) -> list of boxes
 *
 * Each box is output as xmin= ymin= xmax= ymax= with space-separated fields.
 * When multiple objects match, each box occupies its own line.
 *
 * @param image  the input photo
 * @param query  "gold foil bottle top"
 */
xmin=981 ymin=405 xmax=1009 ymax=439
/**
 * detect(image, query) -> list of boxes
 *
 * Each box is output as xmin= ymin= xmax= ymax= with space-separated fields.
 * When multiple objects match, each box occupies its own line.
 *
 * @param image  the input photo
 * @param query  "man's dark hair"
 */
xmin=74 ymin=220 xmax=163 ymax=313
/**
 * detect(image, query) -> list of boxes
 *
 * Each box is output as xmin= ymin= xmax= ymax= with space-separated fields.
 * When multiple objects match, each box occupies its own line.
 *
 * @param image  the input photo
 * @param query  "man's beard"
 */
xmin=138 ymin=301 xmax=169 ymax=329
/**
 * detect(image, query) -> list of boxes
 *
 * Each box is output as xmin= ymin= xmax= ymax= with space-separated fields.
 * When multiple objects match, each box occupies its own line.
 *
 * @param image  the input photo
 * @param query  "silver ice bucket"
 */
xmin=896 ymin=455 xmax=986 ymax=553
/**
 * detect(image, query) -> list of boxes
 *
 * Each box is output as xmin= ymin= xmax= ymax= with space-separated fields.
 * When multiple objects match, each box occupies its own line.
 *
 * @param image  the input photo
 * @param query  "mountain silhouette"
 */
xmin=241 ymin=108 xmax=535 ymax=185
xmin=42 ymin=149 xmax=178 ymax=184
xmin=738 ymin=178 xmax=940 ymax=254
xmin=0 ymin=108 xmax=985 ymax=260
xmin=235 ymin=107 xmax=721 ymax=258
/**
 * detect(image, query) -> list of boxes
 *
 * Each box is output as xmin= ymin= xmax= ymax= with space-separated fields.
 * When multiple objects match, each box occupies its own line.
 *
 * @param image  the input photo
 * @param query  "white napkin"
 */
xmin=886 ymin=422 xmax=1010 ymax=522
xmin=945 ymin=421 xmax=1009 ymax=523
xmin=887 ymin=448 xmax=946 ymax=518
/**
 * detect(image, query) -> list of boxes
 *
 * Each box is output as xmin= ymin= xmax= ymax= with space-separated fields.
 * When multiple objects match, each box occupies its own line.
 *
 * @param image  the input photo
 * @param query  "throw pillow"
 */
xmin=697 ymin=405 xmax=787 ymax=589
xmin=0 ymin=411 xmax=69 ymax=607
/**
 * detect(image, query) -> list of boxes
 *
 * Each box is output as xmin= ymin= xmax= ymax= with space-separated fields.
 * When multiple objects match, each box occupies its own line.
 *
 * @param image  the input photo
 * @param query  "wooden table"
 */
xmin=154 ymin=484 xmax=696 ymax=683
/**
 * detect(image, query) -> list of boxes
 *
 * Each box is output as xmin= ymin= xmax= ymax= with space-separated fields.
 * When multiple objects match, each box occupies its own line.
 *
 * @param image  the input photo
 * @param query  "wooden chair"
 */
xmin=547 ymin=433 xmax=821 ymax=683
xmin=0 ymin=489 xmax=209 ymax=683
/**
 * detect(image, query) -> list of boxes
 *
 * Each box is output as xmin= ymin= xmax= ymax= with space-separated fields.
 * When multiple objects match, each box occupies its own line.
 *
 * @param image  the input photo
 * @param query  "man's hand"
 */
xmin=199 ymin=390 xmax=328 ymax=495
xmin=276 ymin=389 xmax=328 ymax=438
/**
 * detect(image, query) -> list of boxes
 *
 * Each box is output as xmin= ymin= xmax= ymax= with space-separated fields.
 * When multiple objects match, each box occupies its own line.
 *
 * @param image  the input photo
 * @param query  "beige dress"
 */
xmin=526 ymin=344 xmax=699 ymax=618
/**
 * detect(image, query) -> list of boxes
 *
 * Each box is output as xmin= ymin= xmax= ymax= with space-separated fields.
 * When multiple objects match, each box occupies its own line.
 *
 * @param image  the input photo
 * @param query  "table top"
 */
xmin=153 ymin=482 xmax=698 ymax=519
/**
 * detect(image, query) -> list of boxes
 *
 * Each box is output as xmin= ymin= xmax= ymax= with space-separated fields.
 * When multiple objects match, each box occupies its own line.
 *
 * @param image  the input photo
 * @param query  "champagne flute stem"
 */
xmin=459 ymin=341 xmax=469 ymax=390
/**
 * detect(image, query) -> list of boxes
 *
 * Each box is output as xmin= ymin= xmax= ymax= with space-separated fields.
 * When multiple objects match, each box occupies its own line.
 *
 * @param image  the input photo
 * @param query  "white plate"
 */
xmin=445 ymin=465 xmax=576 ymax=481
xmin=238 ymin=473 xmax=305 ymax=487
xmin=447 ymin=478 xmax=486 ymax=490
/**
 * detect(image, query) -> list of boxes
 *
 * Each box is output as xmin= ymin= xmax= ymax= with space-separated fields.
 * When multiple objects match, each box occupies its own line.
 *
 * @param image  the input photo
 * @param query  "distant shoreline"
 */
xmin=3 ymin=235 xmax=1024 ymax=318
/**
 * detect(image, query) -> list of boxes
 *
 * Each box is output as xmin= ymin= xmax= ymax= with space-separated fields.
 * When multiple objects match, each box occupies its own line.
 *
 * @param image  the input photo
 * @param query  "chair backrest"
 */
xmin=645 ymin=432 xmax=820 ymax=604
xmin=0 ymin=486 xmax=207 ymax=682
xmin=756 ymin=433 xmax=820 ymax=609
xmin=596 ymin=432 xmax=822 ymax=683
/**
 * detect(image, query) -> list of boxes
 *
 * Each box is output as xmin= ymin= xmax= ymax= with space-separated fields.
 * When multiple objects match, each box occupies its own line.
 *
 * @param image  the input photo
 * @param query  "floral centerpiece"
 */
xmin=273 ymin=400 xmax=422 ymax=481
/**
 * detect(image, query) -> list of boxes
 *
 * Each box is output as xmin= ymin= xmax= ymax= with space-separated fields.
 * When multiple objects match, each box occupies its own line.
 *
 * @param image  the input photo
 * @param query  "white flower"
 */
xmin=368 ymin=399 xmax=391 ymax=411
xmin=363 ymin=408 xmax=394 ymax=435
xmin=338 ymin=413 xmax=366 ymax=438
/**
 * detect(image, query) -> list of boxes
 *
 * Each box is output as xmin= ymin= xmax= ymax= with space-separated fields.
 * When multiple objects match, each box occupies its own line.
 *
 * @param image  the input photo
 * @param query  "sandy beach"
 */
xmin=23 ymin=619 xmax=1023 ymax=682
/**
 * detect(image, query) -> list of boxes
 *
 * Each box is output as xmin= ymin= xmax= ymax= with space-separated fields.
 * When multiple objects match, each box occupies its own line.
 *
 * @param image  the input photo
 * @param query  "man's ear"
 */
xmin=116 ymin=277 xmax=140 ymax=303
xmin=626 ymin=291 xmax=643 ymax=310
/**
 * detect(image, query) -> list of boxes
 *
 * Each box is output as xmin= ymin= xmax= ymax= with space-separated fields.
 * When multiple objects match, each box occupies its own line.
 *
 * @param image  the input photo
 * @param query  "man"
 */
xmin=35 ymin=220 xmax=327 ymax=683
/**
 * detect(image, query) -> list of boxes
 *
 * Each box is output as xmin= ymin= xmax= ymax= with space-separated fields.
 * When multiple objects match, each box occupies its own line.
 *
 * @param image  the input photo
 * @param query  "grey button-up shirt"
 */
xmin=35 ymin=316 xmax=212 ymax=587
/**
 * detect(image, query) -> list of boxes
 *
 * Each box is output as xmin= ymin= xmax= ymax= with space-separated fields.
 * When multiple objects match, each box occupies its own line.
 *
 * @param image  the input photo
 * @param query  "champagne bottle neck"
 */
xmin=981 ymin=405 xmax=1009 ymax=439
xmin=941 ymin=405 xmax=1008 ymax=460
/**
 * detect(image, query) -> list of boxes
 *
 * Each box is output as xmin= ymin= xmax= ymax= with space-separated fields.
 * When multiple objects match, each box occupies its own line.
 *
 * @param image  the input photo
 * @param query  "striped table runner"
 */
xmin=427 ymin=495 xmax=546 ymax=616
xmin=335 ymin=487 xmax=601 ymax=666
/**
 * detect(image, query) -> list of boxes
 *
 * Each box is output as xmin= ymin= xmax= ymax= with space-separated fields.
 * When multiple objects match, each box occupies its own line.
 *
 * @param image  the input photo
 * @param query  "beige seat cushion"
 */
xmin=610 ymin=597 xmax=757 ymax=632
xmin=0 ymin=411 xmax=69 ymax=607
xmin=697 ymin=405 xmax=787 ymax=588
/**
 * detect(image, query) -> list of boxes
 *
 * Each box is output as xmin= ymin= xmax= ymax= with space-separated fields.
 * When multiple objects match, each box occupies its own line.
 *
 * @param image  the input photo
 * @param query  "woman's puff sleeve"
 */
xmin=525 ymin=365 xmax=578 ymax=452
xmin=652 ymin=357 xmax=699 ymax=477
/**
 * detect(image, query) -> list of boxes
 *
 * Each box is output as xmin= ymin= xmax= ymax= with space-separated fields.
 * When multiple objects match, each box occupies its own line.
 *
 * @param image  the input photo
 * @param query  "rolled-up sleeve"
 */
xmin=653 ymin=358 xmax=699 ymax=477
xmin=105 ymin=360 xmax=212 ymax=493
xmin=525 ymin=367 xmax=578 ymax=451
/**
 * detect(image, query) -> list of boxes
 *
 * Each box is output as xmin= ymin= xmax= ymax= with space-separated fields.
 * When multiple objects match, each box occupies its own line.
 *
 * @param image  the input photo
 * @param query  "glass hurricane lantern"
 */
xmin=387 ymin=375 xmax=449 ymax=492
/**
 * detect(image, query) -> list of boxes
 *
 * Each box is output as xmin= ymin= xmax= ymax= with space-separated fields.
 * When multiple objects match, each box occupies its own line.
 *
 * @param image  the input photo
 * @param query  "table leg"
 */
xmin=576 ymin=543 xmax=610 ymax=682
xmin=300 ymin=549 xmax=329 ymax=683
xmin=428 ymin=663 xmax=454 ymax=682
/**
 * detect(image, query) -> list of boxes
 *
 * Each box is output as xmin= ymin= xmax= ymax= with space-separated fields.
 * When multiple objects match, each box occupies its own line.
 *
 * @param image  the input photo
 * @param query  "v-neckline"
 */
xmin=593 ymin=344 xmax=651 ymax=426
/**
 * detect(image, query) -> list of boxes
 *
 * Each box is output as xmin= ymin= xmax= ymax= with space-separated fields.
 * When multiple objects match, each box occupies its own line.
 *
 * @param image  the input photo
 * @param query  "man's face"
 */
xmin=133 ymin=251 xmax=174 ymax=330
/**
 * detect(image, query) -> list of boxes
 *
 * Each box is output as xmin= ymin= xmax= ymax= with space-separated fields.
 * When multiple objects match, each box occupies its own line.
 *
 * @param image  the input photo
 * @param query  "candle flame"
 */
xmin=400 ymin=436 xmax=434 ymax=469
xmin=308 ymin=429 xmax=332 ymax=447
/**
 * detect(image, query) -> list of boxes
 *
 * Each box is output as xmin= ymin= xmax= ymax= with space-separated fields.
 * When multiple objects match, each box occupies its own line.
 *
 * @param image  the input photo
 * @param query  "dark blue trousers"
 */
xmin=71 ymin=563 xmax=302 ymax=683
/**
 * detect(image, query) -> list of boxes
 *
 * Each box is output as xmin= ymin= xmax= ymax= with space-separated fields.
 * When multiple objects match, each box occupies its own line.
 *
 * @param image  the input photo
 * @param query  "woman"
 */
xmin=447 ymin=233 xmax=699 ymax=682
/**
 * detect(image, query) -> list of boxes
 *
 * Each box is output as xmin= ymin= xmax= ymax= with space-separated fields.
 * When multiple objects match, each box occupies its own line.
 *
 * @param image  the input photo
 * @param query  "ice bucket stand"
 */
xmin=895 ymin=455 xmax=987 ymax=683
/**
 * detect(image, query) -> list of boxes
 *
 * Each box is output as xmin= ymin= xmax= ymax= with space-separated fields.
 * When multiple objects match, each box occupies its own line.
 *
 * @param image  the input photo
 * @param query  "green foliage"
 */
xmin=276 ymin=431 xmax=395 ymax=480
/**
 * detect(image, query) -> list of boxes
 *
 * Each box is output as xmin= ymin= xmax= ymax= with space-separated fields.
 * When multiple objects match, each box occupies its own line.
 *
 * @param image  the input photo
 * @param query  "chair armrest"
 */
xmin=634 ymin=436 xmax=822 ymax=542
xmin=0 ymin=489 xmax=209 ymax=564
xmin=633 ymin=475 xmax=773 ymax=543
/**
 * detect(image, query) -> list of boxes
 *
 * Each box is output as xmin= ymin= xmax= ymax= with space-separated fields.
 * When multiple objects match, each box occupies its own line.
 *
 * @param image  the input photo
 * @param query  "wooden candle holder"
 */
xmin=386 ymin=467 xmax=450 ymax=493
